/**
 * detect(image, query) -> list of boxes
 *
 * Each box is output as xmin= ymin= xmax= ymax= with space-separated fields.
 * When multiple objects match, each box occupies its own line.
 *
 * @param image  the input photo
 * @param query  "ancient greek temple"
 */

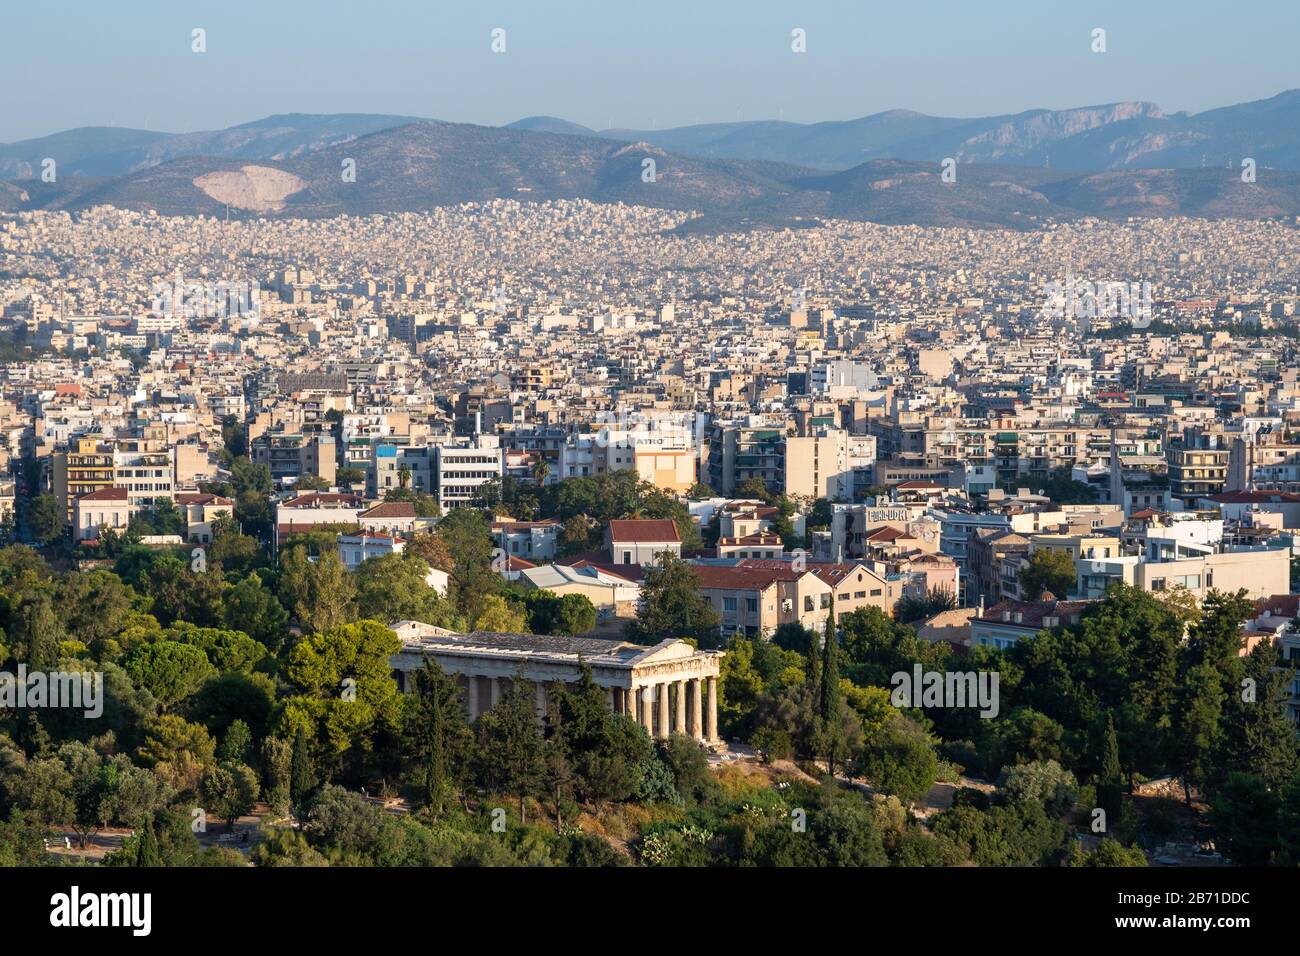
xmin=389 ymin=621 xmax=723 ymax=743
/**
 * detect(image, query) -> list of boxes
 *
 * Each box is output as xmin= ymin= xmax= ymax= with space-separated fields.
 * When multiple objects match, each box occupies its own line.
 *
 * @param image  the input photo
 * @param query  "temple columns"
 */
xmin=641 ymin=686 xmax=655 ymax=736
xmin=705 ymin=676 xmax=718 ymax=742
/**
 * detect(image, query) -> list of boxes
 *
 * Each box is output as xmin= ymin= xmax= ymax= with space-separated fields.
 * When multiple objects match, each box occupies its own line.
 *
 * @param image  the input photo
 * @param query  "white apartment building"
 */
xmin=436 ymin=437 xmax=503 ymax=509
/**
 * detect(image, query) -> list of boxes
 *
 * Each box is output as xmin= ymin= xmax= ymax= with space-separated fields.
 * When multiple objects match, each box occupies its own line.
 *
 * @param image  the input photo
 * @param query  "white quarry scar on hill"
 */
xmin=192 ymin=165 xmax=306 ymax=212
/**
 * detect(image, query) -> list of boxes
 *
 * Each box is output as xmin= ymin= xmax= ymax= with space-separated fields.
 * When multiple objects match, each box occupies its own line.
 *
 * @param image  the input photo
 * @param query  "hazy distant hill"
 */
xmin=524 ymin=91 xmax=1300 ymax=172
xmin=9 ymin=116 xmax=1300 ymax=230
xmin=506 ymin=116 xmax=598 ymax=136
xmin=20 ymin=122 xmax=814 ymax=220
xmin=0 ymin=113 xmax=423 ymax=179
xmin=7 ymin=90 xmax=1300 ymax=184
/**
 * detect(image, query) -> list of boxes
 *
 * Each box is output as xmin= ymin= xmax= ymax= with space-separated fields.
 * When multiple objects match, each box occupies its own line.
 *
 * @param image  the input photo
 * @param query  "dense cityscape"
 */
xmin=5 ymin=9 xmax=1300 ymax=939
xmin=0 ymin=194 xmax=1296 ymax=877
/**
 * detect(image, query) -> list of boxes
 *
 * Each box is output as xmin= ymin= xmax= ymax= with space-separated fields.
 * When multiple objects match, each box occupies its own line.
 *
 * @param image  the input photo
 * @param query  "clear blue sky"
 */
xmin=3 ymin=0 xmax=1297 ymax=141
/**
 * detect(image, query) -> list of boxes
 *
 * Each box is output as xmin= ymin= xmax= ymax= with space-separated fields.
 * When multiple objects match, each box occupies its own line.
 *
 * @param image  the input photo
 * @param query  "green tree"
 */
xmin=434 ymin=508 xmax=500 ymax=621
xmin=279 ymin=546 xmax=356 ymax=634
xmin=1019 ymin=549 xmax=1077 ymax=599
xmin=280 ymin=620 xmax=404 ymax=770
xmin=1069 ymin=839 xmax=1147 ymax=866
xmin=134 ymin=813 xmax=162 ymax=867
xmin=57 ymin=570 xmax=137 ymax=655
xmin=27 ymin=495 xmax=63 ymax=545
xmin=136 ymin=716 xmax=217 ymax=796
xmin=1213 ymin=639 xmax=1299 ymax=789
xmin=1171 ymin=662 xmax=1224 ymax=804
xmin=547 ymin=664 xmax=651 ymax=807
xmin=1097 ymin=715 xmax=1124 ymax=823
xmin=817 ymin=609 xmax=849 ymax=776
xmin=200 ymin=761 xmax=260 ymax=831
xmin=290 ymin=725 xmax=317 ymax=820
xmin=475 ymin=671 xmax=546 ymax=823
xmin=473 ymin=593 xmax=528 ymax=632
xmin=894 ymin=587 xmax=958 ymax=624
xmin=1209 ymin=771 xmax=1280 ymax=866
xmin=146 ymin=552 xmax=226 ymax=627
xmin=9 ymin=595 xmax=61 ymax=670
xmin=354 ymin=553 xmax=459 ymax=627
xmin=854 ymin=712 xmax=937 ymax=803
xmin=123 ymin=641 xmax=217 ymax=712
xmin=625 ymin=555 xmax=719 ymax=646
xmin=404 ymin=659 xmax=473 ymax=816
xmin=223 ymin=571 xmax=289 ymax=651
xmin=1000 ymin=759 xmax=1078 ymax=816
xmin=218 ymin=719 xmax=253 ymax=764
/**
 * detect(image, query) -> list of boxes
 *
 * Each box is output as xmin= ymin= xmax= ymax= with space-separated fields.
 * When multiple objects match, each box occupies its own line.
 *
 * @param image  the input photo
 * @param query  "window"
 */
xmin=1150 ymin=577 xmax=1165 ymax=591
xmin=746 ymin=598 xmax=758 ymax=613
xmin=723 ymin=597 xmax=737 ymax=612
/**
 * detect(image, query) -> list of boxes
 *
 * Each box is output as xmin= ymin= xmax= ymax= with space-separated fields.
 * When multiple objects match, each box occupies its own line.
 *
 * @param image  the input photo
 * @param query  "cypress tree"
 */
xmin=1097 ymin=715 xmax=1124 ymax=824
xmin=290 ymin=725 xmax=316 ymax=820
xmin=135 ymin=814 xmax=162 ymax=867
xmin=477 ymin=668 xmax=546 ymax=824
xmin=805 ymin=625 xmax=821 ymax=694
xmin=818 ymin=608 xmax=847 ymax=776
xmin=422 ymin=663 xmax=447 ymax=813
xmin=819 ymin=607 xmax=840 ymax=723
xmin=406 ymin=658 xmax=472 ymax=816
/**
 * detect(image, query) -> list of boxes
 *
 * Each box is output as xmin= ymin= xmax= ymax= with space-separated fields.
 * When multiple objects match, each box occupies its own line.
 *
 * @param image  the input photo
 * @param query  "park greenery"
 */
xmin=0 ymin=449 xmax=1295 ymax=867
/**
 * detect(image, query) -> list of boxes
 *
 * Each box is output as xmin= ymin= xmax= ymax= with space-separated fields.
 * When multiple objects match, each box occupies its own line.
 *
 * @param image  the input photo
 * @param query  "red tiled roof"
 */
xmin=176 ymin=492 xmax=234 ymax=506
xmin=975 ymin=597 xmax=1092 ymax=629
xmin=77 ymin=487 xmax=128 ymax=502
xmin=737 ymin=557 xmax=882 ymax=586
xmin=608 ymin=518 xmax=680 ymax=543
xmin=1206 ymin=491 xmax=1300 ymax=504
xmin=361 ymin=501 xmax=417 ymax=519
xmin=1252 ymin=594 xmax=1300 ymax=619
xmin=692 ymin=564 xmax=792 ymax=590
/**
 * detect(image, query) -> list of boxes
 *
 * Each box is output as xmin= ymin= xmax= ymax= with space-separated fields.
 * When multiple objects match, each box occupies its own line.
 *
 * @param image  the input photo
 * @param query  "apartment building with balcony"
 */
xmin=252 ymin=431 xmax=337 ymax=487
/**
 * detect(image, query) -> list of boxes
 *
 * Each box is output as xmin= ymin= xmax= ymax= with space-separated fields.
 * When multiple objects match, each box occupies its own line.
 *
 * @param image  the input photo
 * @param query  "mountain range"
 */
xmin=3 ymin=91 xmax=1300 ymax=230
xmin=513 ymin=90 xmax=1300 ymax=172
